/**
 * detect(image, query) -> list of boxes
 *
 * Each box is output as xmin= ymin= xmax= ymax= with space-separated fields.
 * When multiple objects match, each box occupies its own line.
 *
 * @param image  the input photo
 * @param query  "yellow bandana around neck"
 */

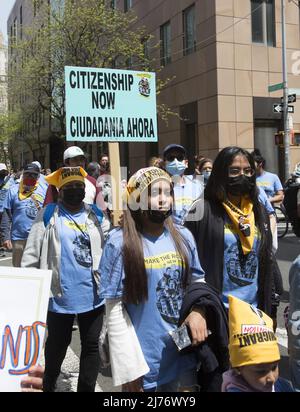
xmin=222 ymin=197 xmax=255 ymax=255
xmin=18 ymin=180 xmax=38 ymax=201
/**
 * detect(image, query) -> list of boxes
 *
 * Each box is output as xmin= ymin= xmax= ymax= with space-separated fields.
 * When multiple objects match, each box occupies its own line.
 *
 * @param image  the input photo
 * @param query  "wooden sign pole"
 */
xmin=108 ymin=142 xmax=122 ymax=226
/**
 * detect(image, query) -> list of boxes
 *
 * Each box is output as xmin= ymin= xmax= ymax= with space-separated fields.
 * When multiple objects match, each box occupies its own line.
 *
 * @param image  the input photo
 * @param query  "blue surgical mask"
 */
xmin=165 ymin=159 xmax=187 ymax=176
xmin=202 ymin=170 xmax=211 ymax=183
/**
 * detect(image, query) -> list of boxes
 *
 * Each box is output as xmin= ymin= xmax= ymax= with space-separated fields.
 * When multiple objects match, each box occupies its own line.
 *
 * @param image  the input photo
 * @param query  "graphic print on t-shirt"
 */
xmin=143 ymin=251 xmax=184 ymax=325
xmin=73 ymin=233 xmax=92 ymax=268
xmin=62 ymin=219 xmax=92 ymax=268
xmin=225 ymin=241 xmax=258 ymax=287
xmin=0 ymin=190 xmax=6 ymax=202
xmin=25 ymin=193 xmax=44 ymax=220
xmin=25 ymin=198 xmax=39 ymax=219
xmin=156 ymin=267 xmax=183 ymax=324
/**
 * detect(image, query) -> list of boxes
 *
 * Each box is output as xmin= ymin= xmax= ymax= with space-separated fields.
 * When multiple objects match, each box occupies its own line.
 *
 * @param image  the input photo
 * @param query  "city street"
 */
xmin=0 ymin=226 xmax=298 ymax=392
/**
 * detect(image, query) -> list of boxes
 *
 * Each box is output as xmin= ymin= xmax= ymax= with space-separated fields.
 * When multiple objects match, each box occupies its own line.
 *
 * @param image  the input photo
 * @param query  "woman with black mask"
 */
xmin=185 ymin=147 xmax=276 ymax=319
xmin=99 ymin=166 xmax=208 ymax=392
xmin=21 ymin=166 xmax=110 ymax=392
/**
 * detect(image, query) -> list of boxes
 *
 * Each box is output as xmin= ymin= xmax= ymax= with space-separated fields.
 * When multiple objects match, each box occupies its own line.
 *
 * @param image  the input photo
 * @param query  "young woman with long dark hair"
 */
xmin=99 ymin=167 xmax=207 ymax=392
xmin=185 ymin=147 xmax=277 ymax=317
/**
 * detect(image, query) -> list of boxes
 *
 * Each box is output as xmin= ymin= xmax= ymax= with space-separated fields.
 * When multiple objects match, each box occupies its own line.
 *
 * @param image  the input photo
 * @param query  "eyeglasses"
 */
xmin=228 ymin=167 xmax=255 ymax=177
xmin=166 ymin=154 xmax=185 ymax=162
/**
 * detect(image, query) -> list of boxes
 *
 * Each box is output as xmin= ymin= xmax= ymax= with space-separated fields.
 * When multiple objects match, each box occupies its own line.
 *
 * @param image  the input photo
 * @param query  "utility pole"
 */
xmin=281 ymin=0 xmax=291 ymax=181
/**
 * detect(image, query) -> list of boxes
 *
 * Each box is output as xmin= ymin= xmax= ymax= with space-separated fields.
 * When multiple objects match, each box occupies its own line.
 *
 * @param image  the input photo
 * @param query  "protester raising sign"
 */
xmin=0 ymin=267 xmax=52 ymax=392
xmin=65 ymin=66 xmax=158 ymax=142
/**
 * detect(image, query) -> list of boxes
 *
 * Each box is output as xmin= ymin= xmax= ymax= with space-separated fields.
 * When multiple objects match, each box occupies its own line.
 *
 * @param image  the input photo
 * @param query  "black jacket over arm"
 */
xmin=180 ymin=282 xmax=230 ymax=374
xmin=185 ymin=199 xmax=276 ymax=316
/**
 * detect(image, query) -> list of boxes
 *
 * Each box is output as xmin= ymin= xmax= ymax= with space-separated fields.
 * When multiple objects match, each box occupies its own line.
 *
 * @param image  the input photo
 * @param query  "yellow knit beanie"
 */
xmin=228 ymin=296 xmax=280 ymax=368
xmin=124 ymin=167 xmax=172 ymax=208
xmin=45 ymin=167 xmax=87 ymax=189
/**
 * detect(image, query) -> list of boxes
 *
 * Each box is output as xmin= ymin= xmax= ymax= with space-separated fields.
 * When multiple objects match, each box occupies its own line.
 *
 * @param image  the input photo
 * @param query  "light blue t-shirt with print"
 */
xmin=3 ymin=180 xmax=48 ymax=240
xmin=0 ymin=177 xmax=16 ymax=213
xmin=99 ymin=225 xmax=205 ymax=390
xmin=37 ymin=174 xmax=49 ymax=192
xmin=172 ymin=175 xmax=203 ymax=225
xmin=49 ymin=204 xmax=102 ymax=314
xmin=256 ymin=172 xmax=283 ymax=199
xmin=222 ymin=216 xmax=260 ymax=308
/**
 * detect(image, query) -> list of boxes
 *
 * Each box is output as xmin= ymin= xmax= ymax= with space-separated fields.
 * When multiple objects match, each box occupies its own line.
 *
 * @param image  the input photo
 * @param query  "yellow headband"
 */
xmin=228 ymin=296 xmax=280 ymax=368
xmin=45 ymin=167 xmax=87 ymax=189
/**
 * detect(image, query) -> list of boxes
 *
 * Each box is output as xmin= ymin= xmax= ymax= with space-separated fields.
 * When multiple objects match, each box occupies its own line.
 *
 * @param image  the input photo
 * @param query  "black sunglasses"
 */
xmin=166 ymin=154 xmax=185 ymax=162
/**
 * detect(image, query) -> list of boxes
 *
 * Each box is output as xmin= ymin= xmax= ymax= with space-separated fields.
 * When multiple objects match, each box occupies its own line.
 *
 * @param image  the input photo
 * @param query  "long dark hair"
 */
xmin=205 ymin=146 xmax=268 ymax=256
xmin=122 ymin=185 xmax=191 ymax=305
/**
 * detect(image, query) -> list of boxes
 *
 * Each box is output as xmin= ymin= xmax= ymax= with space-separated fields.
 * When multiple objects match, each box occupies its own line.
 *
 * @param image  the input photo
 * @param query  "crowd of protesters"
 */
xmin=0 ymin=144 xmax=299 ymax=393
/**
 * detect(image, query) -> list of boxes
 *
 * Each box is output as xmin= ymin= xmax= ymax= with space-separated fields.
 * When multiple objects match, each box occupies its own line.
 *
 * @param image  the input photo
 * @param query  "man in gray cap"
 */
xmin=163 ymin=144 xmax=203 ymax=225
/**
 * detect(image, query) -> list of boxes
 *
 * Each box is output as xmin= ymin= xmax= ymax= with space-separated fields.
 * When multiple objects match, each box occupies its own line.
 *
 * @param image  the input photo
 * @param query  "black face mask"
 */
xmin=62 ymin=188 xmax=85 ymax=206
xmin=147 ymin=208 xmax=172 ymax=224
xmin=227 ymin=175 xmax=255 ymax=196
xmin=101 ymin=163 xmax=110 ymax=173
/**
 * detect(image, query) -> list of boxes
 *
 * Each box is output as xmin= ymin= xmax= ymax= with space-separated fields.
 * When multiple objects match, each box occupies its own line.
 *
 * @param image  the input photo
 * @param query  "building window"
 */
xmin=20 ymin=6 xmax=23 ymax=40
xmin=251 ymin=0 xmax=275 ymax=46
xmin=183 ymin=4 xmax=196 ymax=55
xmin=160 ymin=21 xmax=171 ymax=66
xmin=126 ymin=57 xmax=132 ymax=69
xmin=12 ymin=18 xmax=18 ymax=44
xmin=142 ymin=36 xmax=150 ymax=60
xmin=124 ymin=0 xmax=132 ymax=12
xmin=110 ymin=0 xmax=117 ymax=9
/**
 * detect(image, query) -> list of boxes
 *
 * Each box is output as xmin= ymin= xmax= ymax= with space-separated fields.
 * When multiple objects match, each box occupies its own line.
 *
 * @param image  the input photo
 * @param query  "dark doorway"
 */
xmin=180 ymin=102 xmax=198 ymax=175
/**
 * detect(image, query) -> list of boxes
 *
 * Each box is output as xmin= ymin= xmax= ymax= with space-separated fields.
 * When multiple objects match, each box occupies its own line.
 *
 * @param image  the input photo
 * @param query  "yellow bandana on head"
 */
xmin=222 ymin=197 xmax=255 ymax=255
xmin=124 ymin=167 xmax=172 ymax=207
xmin=228 ymin=296 xmax=280 ymax=368
xmin=45 ymin=167 xmax=87 ymax=189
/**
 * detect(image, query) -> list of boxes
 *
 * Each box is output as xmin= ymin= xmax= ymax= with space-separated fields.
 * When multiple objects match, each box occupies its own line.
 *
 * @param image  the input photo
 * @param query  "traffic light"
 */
xmin=275 ymin=131 xmax=300 ymax=146
xmin=275 ymin=132 xmax=284 ymax=146
xmin=291 ymin=131 xmax=300 ymax=146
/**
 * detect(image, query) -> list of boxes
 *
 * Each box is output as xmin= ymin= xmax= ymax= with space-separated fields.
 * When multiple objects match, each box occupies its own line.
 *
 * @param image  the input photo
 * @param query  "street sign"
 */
xmin=268 ymin=82 xmax=284 ymax=92
xmin=281 ymin=94 xmax=296 ymax=104
xmin=273 ymin=104 xmax=294 ymax=114
xmin=289 ymin=88 xmax=300 ymax=96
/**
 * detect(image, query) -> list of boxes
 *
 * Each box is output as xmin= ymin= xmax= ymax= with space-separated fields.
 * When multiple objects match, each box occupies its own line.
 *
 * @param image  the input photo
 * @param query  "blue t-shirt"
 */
xmin=222 ymin=216 xmax=260 ymax=308
xmin=258 ymin=186 xmax=274 ymax=215
xmin=99 ymin=226 xmax=205 ymax=390
xmin=37 ymin=174 xmax=49 ymax=192
xmin=173 ymin=175 xmax=203 ymax=225
xmin=0 ymin=177 xmax=16 ymax=213
xmin=49 ymin=204 xmax=102 ymax=314
xmin=256 ymin=172 xmax=283 ymax=199
xmin=3 ymin=180 xmax=48 ymax=240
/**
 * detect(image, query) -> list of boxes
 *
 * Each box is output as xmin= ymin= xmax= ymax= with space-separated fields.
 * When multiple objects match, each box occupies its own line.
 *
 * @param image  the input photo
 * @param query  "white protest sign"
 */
xmin=65 ymin=66 xmax=158 ymax=142
xmin=0 ymin=267 xmax=52 ymax=392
